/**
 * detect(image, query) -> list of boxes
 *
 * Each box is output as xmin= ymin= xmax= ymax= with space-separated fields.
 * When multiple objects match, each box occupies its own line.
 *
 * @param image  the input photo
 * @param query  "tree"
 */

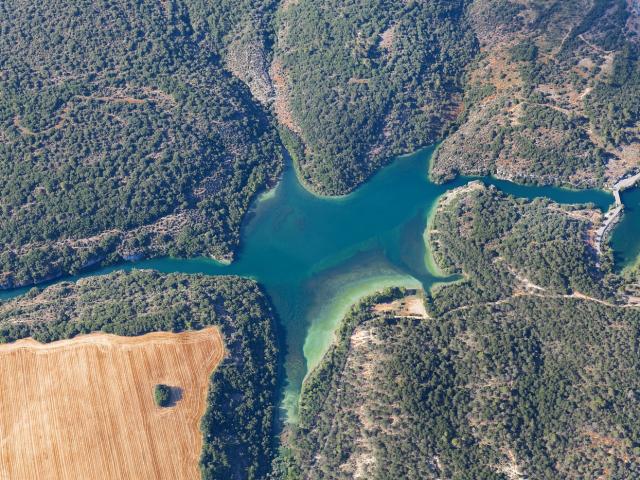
xmin=154 ymin=384 xmax=171 ymax=407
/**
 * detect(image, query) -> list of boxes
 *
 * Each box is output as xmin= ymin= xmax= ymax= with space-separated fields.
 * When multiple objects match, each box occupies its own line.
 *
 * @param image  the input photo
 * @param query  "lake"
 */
xmin=0 ymin=147 xmax=627 ymax=421
xmin=611 ymin=186 xmax=640 ymax=270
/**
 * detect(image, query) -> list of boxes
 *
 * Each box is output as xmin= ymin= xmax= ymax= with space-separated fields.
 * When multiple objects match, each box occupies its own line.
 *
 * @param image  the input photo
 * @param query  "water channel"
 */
xmin=3 ymin=147 xmax=634 ymax=420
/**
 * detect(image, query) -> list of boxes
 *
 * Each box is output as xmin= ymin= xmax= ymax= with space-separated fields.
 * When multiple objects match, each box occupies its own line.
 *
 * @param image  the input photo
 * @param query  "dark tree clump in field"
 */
xmin=154 ymin=384 xmax=171 ymax=408
xmin=0 ymin=271 xmax=279 ymax=480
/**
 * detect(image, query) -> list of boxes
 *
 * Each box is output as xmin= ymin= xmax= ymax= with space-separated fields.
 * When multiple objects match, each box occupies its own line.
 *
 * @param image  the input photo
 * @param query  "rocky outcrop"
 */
xmin=225 ymin=34 xmax=275 ymax=105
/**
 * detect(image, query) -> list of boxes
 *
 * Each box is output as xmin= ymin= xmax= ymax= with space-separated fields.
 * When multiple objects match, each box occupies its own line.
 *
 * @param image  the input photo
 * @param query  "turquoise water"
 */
xmin=611 ymin=186 xmax=640 ymax=270
xmin=486 ymin=178 xmax=612 ymax=211
xmin=0 ymin=147 xmax=621 ymax=421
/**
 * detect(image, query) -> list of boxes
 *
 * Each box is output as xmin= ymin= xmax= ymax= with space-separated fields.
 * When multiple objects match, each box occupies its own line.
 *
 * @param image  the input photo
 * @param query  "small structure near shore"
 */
xmin=594 ymin=172 xmax=640 ymax=254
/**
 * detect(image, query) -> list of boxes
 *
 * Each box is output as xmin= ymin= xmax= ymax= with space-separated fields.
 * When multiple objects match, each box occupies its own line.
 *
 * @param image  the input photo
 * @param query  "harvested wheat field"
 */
xmin=0 ymin=327 xmax=224 ymax=480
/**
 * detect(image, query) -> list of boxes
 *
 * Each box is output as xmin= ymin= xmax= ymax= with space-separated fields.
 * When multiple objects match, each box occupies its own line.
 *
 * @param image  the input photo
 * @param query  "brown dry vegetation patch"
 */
xmin=378 ymin=24 xmax=396 ymax=52
xmin=628 ymin=0 xmax=640 ymax=40
xmin=79 ymin=95 xmax=145 ymax=105
xmin=0 ymin=327 xmax=224 ymax=480
xmin=372 ymin=294 xmax=428 ymax=319
xmin=486 ymin=50 xmax=524 ymax=92
xmin=606 ymin=141 xmax=640 ymax=184
xmin=580 ymin=429 xmax=636 ymax=464
xmin=281 ymin=0 xmax=300 ymax=11
xmin=434 ymin=1 xmax=640 ymax=188
xmin=270 ymin=59 xmax=302 ymax=134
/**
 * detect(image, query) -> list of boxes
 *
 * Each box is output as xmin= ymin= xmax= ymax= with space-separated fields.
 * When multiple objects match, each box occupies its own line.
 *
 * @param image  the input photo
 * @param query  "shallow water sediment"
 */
xmin=3 ymin=147 xmax=637 ymax=422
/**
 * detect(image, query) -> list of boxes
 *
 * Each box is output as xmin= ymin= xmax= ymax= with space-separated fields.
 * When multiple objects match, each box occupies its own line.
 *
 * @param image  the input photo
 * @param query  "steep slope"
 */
xmin=271 ymin=0 xmax=477 ymax=194
xmin=0 ymin=0 xmax=282 ymax=289
xmin=268 ymin=0 xmax=640 ymax=195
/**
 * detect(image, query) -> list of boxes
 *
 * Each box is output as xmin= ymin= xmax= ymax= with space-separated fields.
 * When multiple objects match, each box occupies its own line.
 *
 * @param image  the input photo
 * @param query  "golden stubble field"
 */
xmin=0 ymin=327 xmax=224 ymax=480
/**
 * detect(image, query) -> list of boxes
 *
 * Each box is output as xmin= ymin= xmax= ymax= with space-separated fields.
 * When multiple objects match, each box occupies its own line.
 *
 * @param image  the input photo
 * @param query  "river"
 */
xmin=0 ymin=147 xmax=630 ymax=421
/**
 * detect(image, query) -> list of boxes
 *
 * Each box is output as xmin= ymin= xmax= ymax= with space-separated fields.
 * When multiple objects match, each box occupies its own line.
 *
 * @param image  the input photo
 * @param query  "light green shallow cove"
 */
xmin=1 ymin=147 xmax=630 ymax=421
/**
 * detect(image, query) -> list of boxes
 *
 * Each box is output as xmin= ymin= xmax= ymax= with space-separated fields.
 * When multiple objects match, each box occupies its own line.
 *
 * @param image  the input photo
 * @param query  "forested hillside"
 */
xmin=0 ymin=271 xmax=279 ymax=480
xmin=2 ymin=2 xmax=640 ymax=478
xmin=4 ymin=0 xmax=637 ymax=291
xmin=427 ymin=182 xmax=620 ymax=314
xmin=432 ymin=0 xmax=640 ymax=189
xmin=284 ymin=186 xmax=640 ymax=479
xmin=285 ymin=293 xmax=640 ymax=479
xmin=186 ymin=0 xmax=280 ymax=103
xmin=272 ymin=0 xmax=477 ymax=194
xmin=0 ymin=0 xmax=282 ymax=289
xmin=269 ymin=0 xmax=639 ymax=194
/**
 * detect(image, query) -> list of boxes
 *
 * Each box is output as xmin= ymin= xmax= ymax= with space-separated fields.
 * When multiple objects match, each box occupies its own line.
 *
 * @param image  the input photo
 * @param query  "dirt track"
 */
xmin=0 ymin=327 xmax=224 ymax=480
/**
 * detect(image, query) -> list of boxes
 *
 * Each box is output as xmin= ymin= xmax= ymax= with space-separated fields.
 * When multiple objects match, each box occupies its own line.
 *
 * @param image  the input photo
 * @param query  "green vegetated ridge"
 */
xmin=427 ymin=183 xmax=617 ymax=314
xmin=0 ymin=0 xmax=282 ymax=289
xmin=284 ymin=185 xmax=640 ymax=479
xmin=0 ymin=271 xmax=278 ymax=480
xmin=274 ymin=0 xmax=477 ymax=194
xmin=285 ymin=295 xmax=640 ymax=479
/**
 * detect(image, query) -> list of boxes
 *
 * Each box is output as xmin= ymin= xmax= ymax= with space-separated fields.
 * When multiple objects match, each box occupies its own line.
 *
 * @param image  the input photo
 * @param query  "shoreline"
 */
xmin=594 ymin=172 xmax=640 ymax=255
xmin=2 ymin=143 xmax=638 ymax=427
xmin=423 ymin=197 xmax=449 ymax=278
xmin=282 ymin=129 xmax=436 ymax=201
xmin=285 ymin=271 xmax=422 ymax=422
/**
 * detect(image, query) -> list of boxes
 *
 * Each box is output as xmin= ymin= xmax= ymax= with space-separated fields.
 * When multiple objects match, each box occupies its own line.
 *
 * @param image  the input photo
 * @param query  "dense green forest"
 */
xmin=1 ymin=1 xmax=639 ymax=478
xmin=0 ymin=271 xmax=279 ymax=480
xmin=4 ymin=0 xmax=638 ymax=290
xmin=274 ymin=0 xmax=477 ymax=194
xmin=0 ymin=0 xmax=282 ymax=289
xmin=285 ymin=292 xmax=640 ymax=479
xmin=427 ymin=183 xmax=618 ymax=315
